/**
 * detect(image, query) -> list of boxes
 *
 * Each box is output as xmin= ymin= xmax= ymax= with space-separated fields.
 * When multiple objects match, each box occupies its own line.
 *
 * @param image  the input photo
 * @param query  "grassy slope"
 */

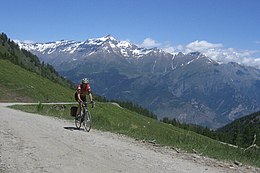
xmin=11 ymin=102 xmax=260 ymax=168
xmin=0 ymin=59 xmax=74 ymax=102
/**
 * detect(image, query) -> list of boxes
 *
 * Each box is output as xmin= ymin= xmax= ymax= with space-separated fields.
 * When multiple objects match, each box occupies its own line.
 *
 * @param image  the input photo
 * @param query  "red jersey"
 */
xmin=77 ymin=84 xmax=91 ymax=95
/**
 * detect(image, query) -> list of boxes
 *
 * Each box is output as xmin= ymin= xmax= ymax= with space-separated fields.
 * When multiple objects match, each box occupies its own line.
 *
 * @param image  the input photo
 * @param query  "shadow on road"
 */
xmin=63 ymin=126 xmax=84 ymax=131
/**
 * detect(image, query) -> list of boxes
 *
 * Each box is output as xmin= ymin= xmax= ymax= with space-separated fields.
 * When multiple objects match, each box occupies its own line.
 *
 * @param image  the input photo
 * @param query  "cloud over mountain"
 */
xmin=139 ymin=38 xmax=260 ymax=69
xmin=140 ymin=38 xmax=161 ymax=48
xmin=186 ymin=40 xmax=223 ymax=50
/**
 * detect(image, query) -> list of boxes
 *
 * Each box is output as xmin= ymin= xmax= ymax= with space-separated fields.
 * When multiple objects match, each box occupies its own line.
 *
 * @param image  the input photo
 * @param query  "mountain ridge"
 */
xmin=17 ymin=35 xmax=170 ymax=60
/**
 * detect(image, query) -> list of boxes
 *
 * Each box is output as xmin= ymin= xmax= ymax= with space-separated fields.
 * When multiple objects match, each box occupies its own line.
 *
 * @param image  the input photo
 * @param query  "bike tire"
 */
xmin=83 ymin=111 xmax=92 ymax=132
xmin=75 ymin=115 xmax=81 ymax=129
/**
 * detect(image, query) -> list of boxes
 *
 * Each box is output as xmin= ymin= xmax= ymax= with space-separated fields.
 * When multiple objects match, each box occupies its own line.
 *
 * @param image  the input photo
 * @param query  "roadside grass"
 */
xmin=0 ymin=59 xmax=74 ymax=102
xmin=11 ymin=102 xmax=260 ymax=168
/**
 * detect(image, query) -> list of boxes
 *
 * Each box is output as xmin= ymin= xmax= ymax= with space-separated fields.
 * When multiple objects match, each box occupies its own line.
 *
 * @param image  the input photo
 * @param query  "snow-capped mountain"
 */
xmin=18 ymin=35 xmax=260 ymax=129
xmin=18 ymin=35 xmax=168 ymax=59
xmin=18 ymin=35 xmax=175 ymax=76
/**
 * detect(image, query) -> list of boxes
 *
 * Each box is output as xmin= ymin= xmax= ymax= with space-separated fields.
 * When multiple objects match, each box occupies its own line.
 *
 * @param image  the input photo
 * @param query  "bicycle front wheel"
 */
xmin=83 ymin=111 xmax=92 ymax=132
xmin=75 ymin=115 xmax=81 ymax=129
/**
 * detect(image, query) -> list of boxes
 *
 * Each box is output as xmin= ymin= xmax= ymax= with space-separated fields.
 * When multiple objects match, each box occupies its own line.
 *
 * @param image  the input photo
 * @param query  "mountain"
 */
xmin=18 ymin=35 xmax=173 ymax=75
xmin=18 ymin=35 xmax=260 ymax=128
xmin=18 ymin=35 xmax=168 ymax=60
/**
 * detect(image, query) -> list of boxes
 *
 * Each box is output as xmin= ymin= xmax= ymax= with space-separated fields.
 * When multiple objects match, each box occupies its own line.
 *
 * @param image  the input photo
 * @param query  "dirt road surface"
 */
xmin=0 ymin=103 xmax=258 ymax=173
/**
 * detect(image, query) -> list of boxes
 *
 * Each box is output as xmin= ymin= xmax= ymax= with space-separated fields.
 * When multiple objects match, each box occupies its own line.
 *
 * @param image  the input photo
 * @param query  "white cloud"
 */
xmin=162 ymin=45 xmax=175 ymax=54
xmin=186 ymin=40 xmax=223 ymax=52
xmin=149 ymin=39 xmax=260 ymax=69
xmin=183 ymin=41 xmax=260 ymax=69
xmin=256 ymin=41 xmax=260 ymax=44
xmin=140 ymin=38 xmax=160 ymax=48
xmin=161 ymin=43 xmax=174 ymax=52
xmin=138 ymin=38 xmax=260 ymax=69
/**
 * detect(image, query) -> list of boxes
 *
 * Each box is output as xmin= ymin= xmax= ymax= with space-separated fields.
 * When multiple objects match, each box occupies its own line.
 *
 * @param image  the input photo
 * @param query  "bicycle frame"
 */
xmin=80 ymin=102 xmax=87 ymax=117
xmin=75 ymin=101 xmax=91 ymax=132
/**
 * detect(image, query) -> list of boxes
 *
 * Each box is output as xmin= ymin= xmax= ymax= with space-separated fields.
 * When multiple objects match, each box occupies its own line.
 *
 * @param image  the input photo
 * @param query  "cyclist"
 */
xmin=75 ymin=78 xmax=94 ymax=115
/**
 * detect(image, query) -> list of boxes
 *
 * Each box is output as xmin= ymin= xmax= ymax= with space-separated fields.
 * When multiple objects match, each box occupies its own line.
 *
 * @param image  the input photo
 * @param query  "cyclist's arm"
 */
xmin=86 ymin=84 xmax=93 ymax=103
xmin=89 ymin=92 xmax=93 ymax=102
xmin=89 ymin=92 xmax=94 ymax=108
xmin=77 ymin=90 xmax=83 ymax=102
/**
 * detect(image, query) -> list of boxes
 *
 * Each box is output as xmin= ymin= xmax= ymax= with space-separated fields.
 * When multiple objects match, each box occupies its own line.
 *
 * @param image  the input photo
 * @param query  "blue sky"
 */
xmin=1 ymin=0 xmax=260 ymax=67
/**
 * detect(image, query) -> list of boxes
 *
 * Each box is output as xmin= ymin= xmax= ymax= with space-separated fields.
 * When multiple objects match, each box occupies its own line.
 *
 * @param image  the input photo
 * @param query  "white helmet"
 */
xmin=82 ymin=78 xmax=89 ymax=84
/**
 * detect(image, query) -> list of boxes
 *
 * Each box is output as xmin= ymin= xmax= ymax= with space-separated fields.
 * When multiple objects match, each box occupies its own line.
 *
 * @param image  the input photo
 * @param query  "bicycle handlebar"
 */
xmin=80 ymin=101 xmax=95 ymax=108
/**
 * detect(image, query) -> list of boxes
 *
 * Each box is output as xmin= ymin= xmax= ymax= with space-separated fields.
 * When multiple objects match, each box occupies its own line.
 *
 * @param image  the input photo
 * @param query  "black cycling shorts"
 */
xmin=74 ymin=92 xmax=86 ymax=102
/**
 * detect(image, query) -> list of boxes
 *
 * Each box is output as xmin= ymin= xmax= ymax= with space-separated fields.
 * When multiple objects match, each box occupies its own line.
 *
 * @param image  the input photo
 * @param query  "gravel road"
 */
xmin=0 ymin=103 xmax=258 ymax=173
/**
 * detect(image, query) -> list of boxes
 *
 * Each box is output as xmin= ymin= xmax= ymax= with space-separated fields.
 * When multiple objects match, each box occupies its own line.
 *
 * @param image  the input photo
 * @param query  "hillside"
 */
xmin=0 ymin=33 xmax=75 ymax=102
xmin=0 ymin=33 xmax=74 ymax=89
xmin=0 ymin=59 xmax=74 ymax=102
xmin=217 ymin=111 xmax=260 ymax=148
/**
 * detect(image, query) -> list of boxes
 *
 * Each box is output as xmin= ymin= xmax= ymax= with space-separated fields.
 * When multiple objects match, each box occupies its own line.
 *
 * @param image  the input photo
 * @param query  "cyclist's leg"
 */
xmin=76 ymin=95 xmax=86 ymax=116
xmin=75 ymin=92 xmax=81 ymax=115
xmin=81 ymin=95 xmax=87 ymax=120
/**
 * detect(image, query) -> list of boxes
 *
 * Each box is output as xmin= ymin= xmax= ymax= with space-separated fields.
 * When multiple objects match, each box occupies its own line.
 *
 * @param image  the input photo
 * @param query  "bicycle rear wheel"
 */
xmin=83 ymin=111 xmax=92 ymax=132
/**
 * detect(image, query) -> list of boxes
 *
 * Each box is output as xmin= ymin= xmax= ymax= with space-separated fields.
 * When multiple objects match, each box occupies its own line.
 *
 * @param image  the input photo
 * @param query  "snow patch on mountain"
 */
xmin=61 ymin=42 xmax=83 ymax=54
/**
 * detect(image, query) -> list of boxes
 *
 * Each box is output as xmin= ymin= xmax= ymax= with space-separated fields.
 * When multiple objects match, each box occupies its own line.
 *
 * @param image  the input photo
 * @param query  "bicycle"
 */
xmin=75 ymin=101 xmax=92 ymax=132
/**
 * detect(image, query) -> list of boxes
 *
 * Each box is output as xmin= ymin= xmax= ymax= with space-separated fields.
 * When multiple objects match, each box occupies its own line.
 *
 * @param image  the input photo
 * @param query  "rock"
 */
xmin=234 ymin=160 xmax=242 ymax=166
